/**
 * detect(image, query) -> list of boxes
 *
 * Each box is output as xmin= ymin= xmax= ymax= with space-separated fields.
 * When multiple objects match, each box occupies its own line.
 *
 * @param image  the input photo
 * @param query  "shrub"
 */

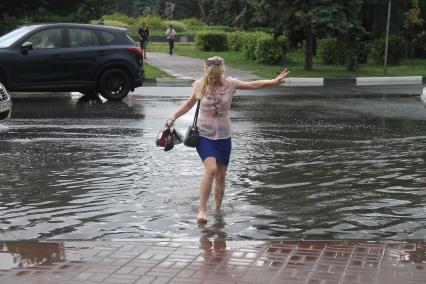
xmin=318 ymin=38 xmax=338 ymax=65
xmin=101 ymin=20 xmax=129 ymax=28
xmin=318 ymin=38 xmax=348 ymax=65
xmin=136 ymin=15 xmax=164 ymax=30
xmin=163 ymin=20 xmax=187 ymax=32
xmin=254 ymin=34 xmax=287 ymax=64
xmin=227 ymin=32 xmax=245 ymax=51
xmin=181 ymin=18 xmax=207 ymax=30
xmin=207 ymin=25 xmax=238 ymax=33
xmin=242 ymin=32 xmax=268 ymax=60
xmin=135 ymin=17 xmax=189 ymax=33
xmin=373 ymin=36 xmax=406 ymax=65
xmin=101 ymin=13 xmax=136 ymax=25
xmin=195 ymin=31 xmax=228 ymax=51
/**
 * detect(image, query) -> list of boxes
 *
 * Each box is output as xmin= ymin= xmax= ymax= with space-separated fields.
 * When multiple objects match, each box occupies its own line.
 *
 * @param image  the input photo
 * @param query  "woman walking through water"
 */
xmin=167 ymin=56 xmax=289 ymax=223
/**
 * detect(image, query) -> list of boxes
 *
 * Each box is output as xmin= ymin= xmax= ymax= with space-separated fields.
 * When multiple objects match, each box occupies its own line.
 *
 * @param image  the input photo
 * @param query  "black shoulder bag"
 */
xmin=183 ymin=100 xmax=200 ymax=147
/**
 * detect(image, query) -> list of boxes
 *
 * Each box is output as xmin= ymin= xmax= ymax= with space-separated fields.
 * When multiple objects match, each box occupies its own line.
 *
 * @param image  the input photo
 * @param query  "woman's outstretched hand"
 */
xmin=273 ymin=68 xmax=290 ymax=85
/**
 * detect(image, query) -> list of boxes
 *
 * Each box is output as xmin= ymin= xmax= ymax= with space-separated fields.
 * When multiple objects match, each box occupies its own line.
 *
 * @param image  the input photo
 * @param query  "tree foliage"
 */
xmin=3 ymin=0 xmax=426 ymax=65
xmin=0 ymin=0 xmax=114 ymax=34
xmin=404 ymin=0 xmax=426 ymax=57
xmin=239 ymin=0 xmax=364 ymax=70
xmin=198 ymin=0 xmax=245 ymax=26
xmin=113 ymin=0 xmax=200 ymax=19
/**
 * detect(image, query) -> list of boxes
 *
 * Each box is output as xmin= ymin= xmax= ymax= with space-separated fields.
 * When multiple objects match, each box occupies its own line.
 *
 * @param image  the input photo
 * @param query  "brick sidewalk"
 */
xmin=1 ymin=240 xmax=425 ymax=283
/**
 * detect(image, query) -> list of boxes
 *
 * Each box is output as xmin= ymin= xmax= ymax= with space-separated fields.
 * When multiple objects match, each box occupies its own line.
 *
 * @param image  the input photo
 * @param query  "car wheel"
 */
xmin=99 ymin=69 xmax=131 ymax=100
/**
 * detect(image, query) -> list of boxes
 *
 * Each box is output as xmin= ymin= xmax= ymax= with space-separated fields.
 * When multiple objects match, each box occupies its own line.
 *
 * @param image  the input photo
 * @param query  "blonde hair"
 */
xmin=196 ymin=56 xmax=225 ymax=100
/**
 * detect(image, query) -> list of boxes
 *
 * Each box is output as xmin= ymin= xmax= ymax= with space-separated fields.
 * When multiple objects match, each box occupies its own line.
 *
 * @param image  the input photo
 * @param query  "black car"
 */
xmin=0 ymin=23 xmax=144 ymax=100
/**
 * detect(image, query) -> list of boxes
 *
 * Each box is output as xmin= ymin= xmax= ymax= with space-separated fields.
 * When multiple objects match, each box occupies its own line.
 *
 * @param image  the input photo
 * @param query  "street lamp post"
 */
xmin=384 ymin=0 xmax=392 ymax=75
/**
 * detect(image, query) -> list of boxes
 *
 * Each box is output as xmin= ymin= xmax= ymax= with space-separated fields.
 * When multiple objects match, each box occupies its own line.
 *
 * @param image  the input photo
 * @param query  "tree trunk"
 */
xmin=304 ymin=31 xmax=314 ymax=71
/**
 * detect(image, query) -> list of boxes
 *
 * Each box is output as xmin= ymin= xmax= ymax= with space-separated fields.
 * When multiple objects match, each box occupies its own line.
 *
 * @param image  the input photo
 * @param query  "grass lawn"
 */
xmin=148 ymin=43 xmax=426 ymax=78
xmin=144 ymin=62 xmax=170 ymax=78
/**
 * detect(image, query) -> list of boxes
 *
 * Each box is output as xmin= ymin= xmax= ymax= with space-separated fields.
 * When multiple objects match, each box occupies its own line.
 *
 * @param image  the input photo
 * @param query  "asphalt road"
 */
xmin=136 ymin=83 xmax=426 ymax=98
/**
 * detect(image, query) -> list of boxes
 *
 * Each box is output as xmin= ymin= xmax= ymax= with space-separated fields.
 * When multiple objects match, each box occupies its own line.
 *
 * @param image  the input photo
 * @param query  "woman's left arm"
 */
xmin=234 ymin=68 xmax=289 ymax=90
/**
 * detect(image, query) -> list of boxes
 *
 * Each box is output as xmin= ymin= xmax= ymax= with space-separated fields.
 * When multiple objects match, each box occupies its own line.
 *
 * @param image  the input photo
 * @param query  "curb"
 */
xmin=285 ymin=76 xmax=426 ymax=87
xmin=143 ymin=77 xmax=194 ymax=87
xmin=144 ymin=76 xmax=426 ymax=87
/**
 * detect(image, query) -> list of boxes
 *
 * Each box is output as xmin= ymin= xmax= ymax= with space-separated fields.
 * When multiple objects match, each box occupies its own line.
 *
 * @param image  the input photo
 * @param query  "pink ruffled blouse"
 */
xmin=193 ymin=77 xmax=237 ymax=140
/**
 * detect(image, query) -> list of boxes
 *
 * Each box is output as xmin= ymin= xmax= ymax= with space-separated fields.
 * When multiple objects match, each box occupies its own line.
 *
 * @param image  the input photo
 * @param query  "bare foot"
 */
xmin=197 ymin=211 xmax=207 ymax=223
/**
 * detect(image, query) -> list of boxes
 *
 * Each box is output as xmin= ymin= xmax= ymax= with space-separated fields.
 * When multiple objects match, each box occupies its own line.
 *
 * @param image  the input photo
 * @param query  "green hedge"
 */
xmin=206 ymin=25 xmax=239 ymax=32
xmin=180 ymin=18 xmax=207 ymax=30
xmin=255 ymin=34 xmax=287 ymax=64
xmin=101 ymin=13 xmax=137 ymax=25
xmin=227 ymin=32 xmax=245 ymax=51
xmin=242 ymin=32 xmax=267 ymax=60
xmin=195 ymin=31 xmax=228 ymax=51
xmin=240 ymin=32 xmax=287 ymax=64
xmin=373 ymin=36 xmax=406 ymax=65
xmin=162 ymin=20 xmax=187 ymax=32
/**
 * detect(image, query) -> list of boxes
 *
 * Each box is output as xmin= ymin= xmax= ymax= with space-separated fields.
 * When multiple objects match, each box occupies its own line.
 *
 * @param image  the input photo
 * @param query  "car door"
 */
xmin=64 ymin=27 xmax=105 ymax=88
xmin=13 ymin=28 xmax=67 ymax=89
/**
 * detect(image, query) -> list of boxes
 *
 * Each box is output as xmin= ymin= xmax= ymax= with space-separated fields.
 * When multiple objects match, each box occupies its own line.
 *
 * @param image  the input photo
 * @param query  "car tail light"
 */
xmin=128 ymin=47 xmax=143 ymax=57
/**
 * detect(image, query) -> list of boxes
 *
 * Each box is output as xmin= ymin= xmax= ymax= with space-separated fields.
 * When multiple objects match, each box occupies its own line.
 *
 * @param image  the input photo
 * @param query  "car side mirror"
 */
xmin=20 ymin=42 xmax=34 ymax=54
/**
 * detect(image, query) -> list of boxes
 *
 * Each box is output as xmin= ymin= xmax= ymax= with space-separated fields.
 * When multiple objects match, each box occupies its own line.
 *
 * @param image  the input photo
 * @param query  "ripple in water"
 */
xmin=0 ymin=97 xmax=426 ymax=240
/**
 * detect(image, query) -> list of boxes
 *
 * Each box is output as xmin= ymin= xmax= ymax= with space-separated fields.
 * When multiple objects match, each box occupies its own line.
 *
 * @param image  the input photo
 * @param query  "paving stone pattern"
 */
xmin=1 ymin=240 xmax=426 ymax=283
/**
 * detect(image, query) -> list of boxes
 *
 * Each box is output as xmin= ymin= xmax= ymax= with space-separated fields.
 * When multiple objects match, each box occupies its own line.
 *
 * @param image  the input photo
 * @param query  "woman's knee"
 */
xmin=205 ymin=165 xmax=217 ymax=177
xmin=204 ymin=159 xmax=217 ymax=177
xmin=215 ymin=172 xmax=226 ymax=183
xmin=215 ymin=163 xmax=227 ymax=182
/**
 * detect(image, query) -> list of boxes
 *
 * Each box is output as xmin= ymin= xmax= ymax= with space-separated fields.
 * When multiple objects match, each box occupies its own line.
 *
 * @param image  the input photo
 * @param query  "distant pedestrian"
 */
xmin=138 ymin=24 xmax=149 ymax=59
xmin=166 ymin=56 xmax=289 ymax=223
xmin=165 ymin=24 xmax=176 ymax=55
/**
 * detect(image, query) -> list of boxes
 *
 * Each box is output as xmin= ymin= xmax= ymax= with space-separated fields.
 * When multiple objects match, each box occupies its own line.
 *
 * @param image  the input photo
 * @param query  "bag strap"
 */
xmin=192 ymin=100 xmax=200 ymax=127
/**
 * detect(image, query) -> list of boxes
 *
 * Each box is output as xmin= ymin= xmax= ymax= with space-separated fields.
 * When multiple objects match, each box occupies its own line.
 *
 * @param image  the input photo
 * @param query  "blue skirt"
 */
xmin=196 ymin=136 xmax=232 ymax=166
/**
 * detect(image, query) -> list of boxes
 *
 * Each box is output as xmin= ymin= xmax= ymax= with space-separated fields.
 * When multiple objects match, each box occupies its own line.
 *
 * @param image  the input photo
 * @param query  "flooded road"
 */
xmin=1 ymin=89 xmax=426 ymax=241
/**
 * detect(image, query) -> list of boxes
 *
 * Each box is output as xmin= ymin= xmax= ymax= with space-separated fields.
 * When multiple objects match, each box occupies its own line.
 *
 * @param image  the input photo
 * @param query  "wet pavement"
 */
xmin=1 ymin=239 xmax=426 ymax=284
xmin=1 ymin=87 xmax=426 ymax=283
xmin=2 ymin=90 xmax=426 ymax=240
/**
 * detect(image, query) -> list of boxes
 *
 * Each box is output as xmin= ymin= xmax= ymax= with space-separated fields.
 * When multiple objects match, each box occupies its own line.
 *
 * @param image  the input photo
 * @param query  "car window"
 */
xmin=99 ymin=31 xmax=115 ymax=44
xmin=0 ymin=26 xmax=39 ymax=48
xmin=26 ymin=28 xmax=62 ymax=49
xmin=69 ymin=28 xmax=101 ymax=48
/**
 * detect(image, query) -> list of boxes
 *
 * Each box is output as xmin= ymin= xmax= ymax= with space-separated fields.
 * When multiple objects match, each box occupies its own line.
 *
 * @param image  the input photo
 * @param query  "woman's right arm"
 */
xmin=167 ymin=93 xmax=198 ymax=126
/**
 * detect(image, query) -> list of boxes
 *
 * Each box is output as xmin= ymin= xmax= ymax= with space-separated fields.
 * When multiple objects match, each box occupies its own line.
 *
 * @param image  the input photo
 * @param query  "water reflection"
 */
xmin=230 ymin=97 xmax=426 ymax=239
xmin=1 ymin=96 xmax=426 ymax=240
xmin=198 ymin=213 xmax=227 ymax=250
xmin=10 ymin=95 xmax=144 ymax=119
xmin=0 ymin=241 xmax=64 ymax=270
xmin=198 ymin=214 xmax=229 ymax=273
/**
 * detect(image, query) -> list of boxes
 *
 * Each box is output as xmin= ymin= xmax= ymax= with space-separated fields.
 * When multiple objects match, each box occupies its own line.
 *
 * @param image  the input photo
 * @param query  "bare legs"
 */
xmin=197 ymin=158 xmax=216 ymax=221
xmin=197 ymin=157 xmax=227 ymax=222
xmin=214 ymin=163 xmax=226 ymax=211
